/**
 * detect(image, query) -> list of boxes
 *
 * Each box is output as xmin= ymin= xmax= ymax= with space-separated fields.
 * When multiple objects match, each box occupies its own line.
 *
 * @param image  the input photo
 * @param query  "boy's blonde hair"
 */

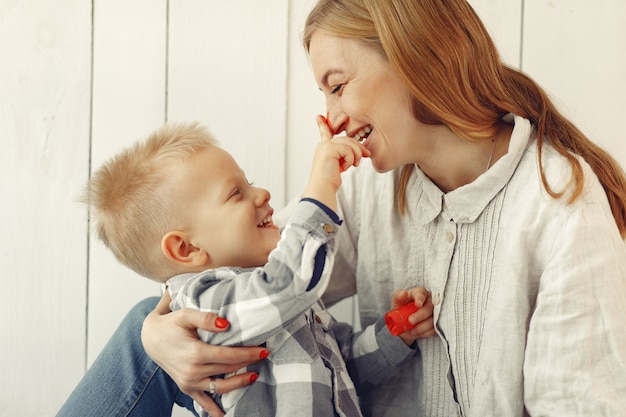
xmin=82 ymin=122 xmax=218 ymax=281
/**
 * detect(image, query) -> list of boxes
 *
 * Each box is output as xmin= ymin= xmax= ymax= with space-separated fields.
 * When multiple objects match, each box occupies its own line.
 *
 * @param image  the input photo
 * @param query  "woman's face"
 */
xmin=309 ymin=30 xmax=426 ymax=172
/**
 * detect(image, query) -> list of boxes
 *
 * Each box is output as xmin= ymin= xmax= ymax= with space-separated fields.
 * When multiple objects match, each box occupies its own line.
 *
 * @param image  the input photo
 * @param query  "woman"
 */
xmin=58 ymin=0 xmax=626 ymax=416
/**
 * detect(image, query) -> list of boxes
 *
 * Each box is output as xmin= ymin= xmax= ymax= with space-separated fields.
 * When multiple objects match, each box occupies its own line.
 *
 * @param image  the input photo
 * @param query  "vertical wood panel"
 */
xmin=0 ymin=0 xmax=91 ymax=415
xmin=286 ymin=0 xmax=323 ymax=202
xmin=523 ymin=0 xmax=626 ymax=168
xmin=167 ymin=0 xmax=289 ymax=209
xmin=88 ymin=0 xmax=168 ymax=364
xmin=286 ymin=0 xmax=358 ymax=326
xmin=168 ymin=3 xmax=289 ymax=414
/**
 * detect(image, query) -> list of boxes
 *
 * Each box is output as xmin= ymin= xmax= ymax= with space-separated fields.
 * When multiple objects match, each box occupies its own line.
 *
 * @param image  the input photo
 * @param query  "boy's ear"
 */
xmin=161 ymin=231 xmax=208 ymax=267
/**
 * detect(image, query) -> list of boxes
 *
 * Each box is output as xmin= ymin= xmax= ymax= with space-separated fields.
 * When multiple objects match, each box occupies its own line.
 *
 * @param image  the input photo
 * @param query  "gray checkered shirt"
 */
xmin=168 ymin=199 xmax=414 ymax=416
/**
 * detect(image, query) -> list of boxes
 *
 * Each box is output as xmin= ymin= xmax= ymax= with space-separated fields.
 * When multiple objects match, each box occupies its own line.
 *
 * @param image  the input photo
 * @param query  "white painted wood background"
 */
xmin=1 ymin=1 xmax=624 ymax=416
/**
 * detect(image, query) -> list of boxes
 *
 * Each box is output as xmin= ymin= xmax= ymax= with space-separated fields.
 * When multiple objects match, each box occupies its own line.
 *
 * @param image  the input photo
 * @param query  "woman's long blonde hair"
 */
xmin=304 ymin=0 xmax=626 ymax=237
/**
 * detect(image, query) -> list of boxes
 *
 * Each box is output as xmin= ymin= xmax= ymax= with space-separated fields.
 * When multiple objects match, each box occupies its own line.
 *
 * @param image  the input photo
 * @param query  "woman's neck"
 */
xmin=419 ymin=121 xmax=512 ymax=193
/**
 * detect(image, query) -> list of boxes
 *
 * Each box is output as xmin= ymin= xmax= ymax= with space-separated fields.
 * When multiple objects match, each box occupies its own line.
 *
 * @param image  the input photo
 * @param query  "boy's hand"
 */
xmin=391 ymin=287 xmax=436 ymax=346
xmin=302 ymin=114 xmax=371 ymax=211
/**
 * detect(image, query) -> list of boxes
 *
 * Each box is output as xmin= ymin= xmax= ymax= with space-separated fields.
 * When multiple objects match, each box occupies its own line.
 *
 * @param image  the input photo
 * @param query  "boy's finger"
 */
xmin=391 ymin=289 xmax=409 ymax=308
xmin=408 ymin=287 xmax=429 ymax=307
xmin=316 ymin=115 xmax=333 ymax=141
xmin=325 ymin=111 xmax=335 ymax=135
xmin=411 ymin=318 xmax=436 ymax=338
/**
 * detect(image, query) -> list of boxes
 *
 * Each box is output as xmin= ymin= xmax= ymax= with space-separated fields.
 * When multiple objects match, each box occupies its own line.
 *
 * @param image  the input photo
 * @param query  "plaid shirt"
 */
xmin=168 ymin=199 xmax=414 ymax=416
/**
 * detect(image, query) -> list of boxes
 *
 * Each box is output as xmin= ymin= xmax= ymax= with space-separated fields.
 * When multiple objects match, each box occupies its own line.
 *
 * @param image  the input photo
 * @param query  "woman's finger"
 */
xmin=175 ymin=307 xmax=229 ymax=333
xmin=189 ymin=344 xmax=270 ymax=370
xmin=188 ymin=360 xmax=265 ymax=386
xmin=185 ymin=373 xmax=261 ymax=416
xmin=191 ymin=391 xmax=225 ymax=417
xmin=208 ymin=372 xmax=259 ymax=395
xmin=153 ymin=291 xmax=173 ymax=314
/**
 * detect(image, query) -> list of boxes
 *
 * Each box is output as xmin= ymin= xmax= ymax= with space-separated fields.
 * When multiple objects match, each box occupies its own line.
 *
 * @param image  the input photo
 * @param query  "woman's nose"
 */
xmin=326 ymin=107 xmax=348 ymax=135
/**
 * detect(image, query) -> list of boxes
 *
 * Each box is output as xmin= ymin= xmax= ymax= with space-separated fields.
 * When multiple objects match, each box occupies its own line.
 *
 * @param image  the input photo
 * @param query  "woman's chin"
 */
xmin=370 ymin=157 xmax=396 ymax=173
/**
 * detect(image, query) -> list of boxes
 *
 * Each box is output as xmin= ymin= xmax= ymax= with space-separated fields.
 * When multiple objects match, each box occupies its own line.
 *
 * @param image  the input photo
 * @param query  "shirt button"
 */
xmin=432 ymin=293 xmax=441 ymax=305
xmin=322 ymin=223 xmax=335 ymax=234
xmin=446 ymin=231 xmax=454 ymax=243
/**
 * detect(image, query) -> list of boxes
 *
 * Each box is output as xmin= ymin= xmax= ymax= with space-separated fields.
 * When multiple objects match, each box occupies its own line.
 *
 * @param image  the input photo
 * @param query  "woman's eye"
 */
xmin=331 ymin=84 xmax=343 ymax=94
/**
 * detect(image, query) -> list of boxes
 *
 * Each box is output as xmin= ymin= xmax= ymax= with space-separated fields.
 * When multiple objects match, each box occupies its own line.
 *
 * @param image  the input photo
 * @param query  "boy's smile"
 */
xmin=172 ymin=145 xmax=281 ymax=270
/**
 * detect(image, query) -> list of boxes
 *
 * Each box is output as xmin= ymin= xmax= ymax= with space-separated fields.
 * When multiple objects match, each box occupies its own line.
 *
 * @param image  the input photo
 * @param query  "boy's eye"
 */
xmin=331 ymin=84 xmax=342 ymax=94
xmin=228 ymin=187 xmax=241 ymax=199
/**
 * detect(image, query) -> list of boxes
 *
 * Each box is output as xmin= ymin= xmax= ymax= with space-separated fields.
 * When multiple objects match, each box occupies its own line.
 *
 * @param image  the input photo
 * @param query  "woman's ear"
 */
xmin=161 ymin=231 xmax=209 ymax=267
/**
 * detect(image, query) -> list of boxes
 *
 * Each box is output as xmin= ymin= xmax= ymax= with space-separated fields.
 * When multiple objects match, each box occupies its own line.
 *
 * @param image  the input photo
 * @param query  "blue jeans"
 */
xmin=57 ymin=297 xmax=196 ymax=417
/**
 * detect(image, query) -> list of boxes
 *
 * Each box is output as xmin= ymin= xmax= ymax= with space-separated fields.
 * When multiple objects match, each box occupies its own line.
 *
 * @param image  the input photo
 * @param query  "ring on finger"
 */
xmin=209 ymin=380 xmax=216 ymax=395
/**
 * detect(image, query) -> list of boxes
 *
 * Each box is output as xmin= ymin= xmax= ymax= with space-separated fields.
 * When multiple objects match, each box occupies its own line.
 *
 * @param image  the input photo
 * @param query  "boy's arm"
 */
xmin=330 ymin=287 xmax=435 ymax=393
xmin=170 ymin=200 xmax=340 ymax=347
xmin=330 ymin=317 xmax=414 ymax=393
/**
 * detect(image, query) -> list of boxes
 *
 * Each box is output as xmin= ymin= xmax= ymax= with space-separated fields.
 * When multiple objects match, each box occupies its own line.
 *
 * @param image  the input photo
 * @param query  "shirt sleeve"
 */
xmin=523 ymin=197 xmax=626 ymax=415
xmin=321 ymin=164 xmax=363 ymax=307
xmin=171 ymin=199 xmax=342 ymax=347
xmin=276 ymin=188 xmax=360 ymax=308
xmin=329 ymin=315 xmax=416 ymax=394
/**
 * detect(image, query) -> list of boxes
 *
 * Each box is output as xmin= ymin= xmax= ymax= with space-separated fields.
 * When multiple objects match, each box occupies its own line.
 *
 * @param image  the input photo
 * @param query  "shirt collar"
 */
xmin=165 ymin=273 xmax=196 ymax=298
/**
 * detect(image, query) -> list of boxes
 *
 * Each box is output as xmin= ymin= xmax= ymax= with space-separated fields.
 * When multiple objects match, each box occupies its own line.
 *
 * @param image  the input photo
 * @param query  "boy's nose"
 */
xmin=254 ymin=187 xmax=271 ymax=206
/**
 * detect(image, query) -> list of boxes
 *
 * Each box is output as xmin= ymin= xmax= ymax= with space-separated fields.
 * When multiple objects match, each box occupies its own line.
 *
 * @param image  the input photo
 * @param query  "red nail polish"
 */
xmin=215 ymin=317 xmax=229 ymax=329
xmin=259 ymin=349 xmax=269 ymax=359
xmin=250 ymin=373 xmax=259 ymax=383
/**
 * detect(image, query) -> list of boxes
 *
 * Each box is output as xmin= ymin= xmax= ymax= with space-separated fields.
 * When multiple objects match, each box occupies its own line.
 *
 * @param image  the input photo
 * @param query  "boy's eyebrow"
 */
xmin=221 ymin=170 xmax=247 ymax=197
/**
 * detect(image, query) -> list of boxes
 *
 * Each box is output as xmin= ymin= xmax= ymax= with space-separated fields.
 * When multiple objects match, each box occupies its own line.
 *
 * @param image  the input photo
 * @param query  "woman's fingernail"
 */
xmin=215 ymin=317 xmax=229 ymax=329
xmin=260 ymin=349 xmax=269 ymax=359
xmin=250 ymin=373 xmax=259 ymax=383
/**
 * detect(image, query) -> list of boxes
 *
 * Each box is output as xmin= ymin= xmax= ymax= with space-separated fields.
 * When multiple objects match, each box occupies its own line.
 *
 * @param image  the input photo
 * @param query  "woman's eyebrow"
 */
xmin=321 ymin=68 xmax=342 ymax=87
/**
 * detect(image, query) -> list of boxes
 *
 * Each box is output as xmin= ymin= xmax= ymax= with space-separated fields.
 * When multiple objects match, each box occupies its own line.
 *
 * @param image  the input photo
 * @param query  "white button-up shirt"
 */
xmin=279 ymin=114 xmax=626 ymax=416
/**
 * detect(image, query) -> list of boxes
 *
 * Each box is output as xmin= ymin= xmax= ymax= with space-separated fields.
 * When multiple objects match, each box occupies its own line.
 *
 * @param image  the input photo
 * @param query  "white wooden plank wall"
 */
xmin=88 ymin=0 xmax=169 ymax=367
xmin=0 ymin=0 xmax=91 ymax=415
xmin=1 ymin=1 xmax=624 ymax=416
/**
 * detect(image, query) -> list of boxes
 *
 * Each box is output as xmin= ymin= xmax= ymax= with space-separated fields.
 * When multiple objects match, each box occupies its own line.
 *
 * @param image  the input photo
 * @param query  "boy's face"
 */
xmin=175 ymin=145 xmax=281 ymax=269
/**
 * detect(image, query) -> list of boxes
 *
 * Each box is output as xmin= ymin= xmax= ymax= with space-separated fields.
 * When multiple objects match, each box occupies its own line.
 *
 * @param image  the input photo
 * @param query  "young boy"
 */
xmin=83 ymin=121 xmax=434 ymax=416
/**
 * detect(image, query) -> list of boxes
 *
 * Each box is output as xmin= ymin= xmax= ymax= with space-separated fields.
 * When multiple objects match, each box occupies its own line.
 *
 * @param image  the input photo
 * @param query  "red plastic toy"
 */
xmin=385 ymin=302 xmax=420 ymax=336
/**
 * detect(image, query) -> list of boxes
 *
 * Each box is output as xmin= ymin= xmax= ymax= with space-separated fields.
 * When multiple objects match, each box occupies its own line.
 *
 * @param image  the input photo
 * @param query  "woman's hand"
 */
xmin=141 ymin=292 xmax=268 ymax=416
xmin=391 ymin=287 xmax=436 ymax=346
